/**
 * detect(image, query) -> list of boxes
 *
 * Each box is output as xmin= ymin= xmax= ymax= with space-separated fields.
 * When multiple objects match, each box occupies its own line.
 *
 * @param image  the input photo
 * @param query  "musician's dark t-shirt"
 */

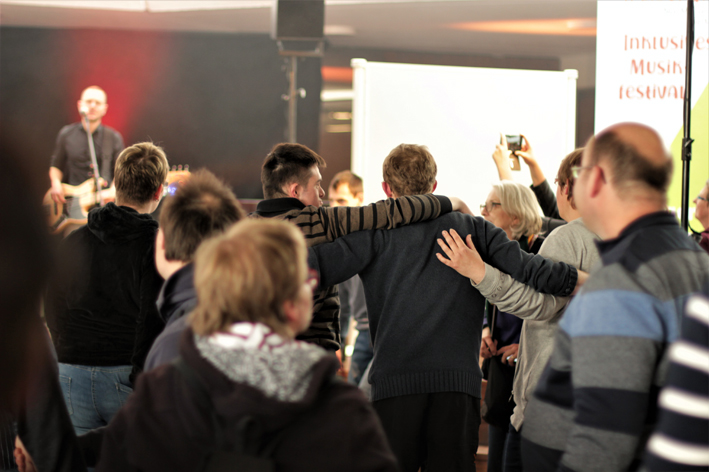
xmin=50 ymin=123 xmax=124 ymax=186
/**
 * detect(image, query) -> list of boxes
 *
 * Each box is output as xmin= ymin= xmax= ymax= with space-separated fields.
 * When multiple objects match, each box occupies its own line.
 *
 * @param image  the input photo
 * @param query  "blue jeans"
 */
xmin=58 ymin=363 xmax=133 ymax=435
xmin=348 ymin=328 xmax=373 ymax=386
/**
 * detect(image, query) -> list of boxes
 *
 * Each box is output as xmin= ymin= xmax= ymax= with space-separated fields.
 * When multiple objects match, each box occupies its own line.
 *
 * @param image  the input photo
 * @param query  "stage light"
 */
xmin=450 ymin=18 xmax=597 ymax=37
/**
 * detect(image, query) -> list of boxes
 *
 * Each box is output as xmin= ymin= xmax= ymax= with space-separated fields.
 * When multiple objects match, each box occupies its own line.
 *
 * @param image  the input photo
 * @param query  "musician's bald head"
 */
xmin=584 ymin=122 xmax=673 ymax=200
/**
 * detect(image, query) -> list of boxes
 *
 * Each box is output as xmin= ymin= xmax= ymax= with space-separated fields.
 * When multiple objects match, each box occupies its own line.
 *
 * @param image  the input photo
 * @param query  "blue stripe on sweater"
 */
xmin=561 ymin=290 xmax=680 ymax=342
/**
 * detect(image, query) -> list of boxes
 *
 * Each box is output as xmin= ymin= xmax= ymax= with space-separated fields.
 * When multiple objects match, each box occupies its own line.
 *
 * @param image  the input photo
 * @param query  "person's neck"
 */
xmin=598 ymin=201 xmax=665 ymax=240
xmin=161 ymin=259 xmax=189 ymax=281
xmin=562 ymin=208 xmax=581 ymax=223
xmin=699 ymin=216 xmax=709 ymax=231
xmin=85 ymin=119 xmax=101 ymax=134
xmin=115 ymin=199 xmax=155 ymax=215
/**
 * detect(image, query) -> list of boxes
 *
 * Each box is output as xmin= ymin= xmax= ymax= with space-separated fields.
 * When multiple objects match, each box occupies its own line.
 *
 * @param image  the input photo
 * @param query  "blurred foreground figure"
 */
xmin=642 ymin=292 xmax=709 ymax=472
xmin=521 ymin=123 xmax=709 ymax=471
xmin=80 ymin=219 xmax=398 ymax=472
xmin=0 ymin=156 xmax=85 ymax=471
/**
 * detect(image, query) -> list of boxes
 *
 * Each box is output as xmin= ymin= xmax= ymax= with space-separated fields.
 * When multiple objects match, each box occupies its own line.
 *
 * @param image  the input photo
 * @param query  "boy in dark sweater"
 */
xmin=308 ymin=144 xmax=579 ymax=472
xmin=45 ymin=142 xmax=169 ymax=434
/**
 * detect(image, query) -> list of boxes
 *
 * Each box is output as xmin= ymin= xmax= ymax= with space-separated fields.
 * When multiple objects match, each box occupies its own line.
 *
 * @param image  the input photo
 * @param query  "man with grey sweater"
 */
xmin=445 ymin=124 xmax=709 ymax=472
xmin=308 ymin=144 xmax=580 ymax=472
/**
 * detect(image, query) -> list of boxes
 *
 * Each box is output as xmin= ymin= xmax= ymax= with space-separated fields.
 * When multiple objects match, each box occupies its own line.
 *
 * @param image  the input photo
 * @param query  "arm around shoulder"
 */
xmin=321 ymin=194 xmax=449 ymax=241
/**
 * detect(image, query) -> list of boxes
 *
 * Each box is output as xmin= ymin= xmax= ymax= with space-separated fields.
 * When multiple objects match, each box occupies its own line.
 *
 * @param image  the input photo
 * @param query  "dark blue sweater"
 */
xmin=309 ymin=212 xmax=577 ymax=402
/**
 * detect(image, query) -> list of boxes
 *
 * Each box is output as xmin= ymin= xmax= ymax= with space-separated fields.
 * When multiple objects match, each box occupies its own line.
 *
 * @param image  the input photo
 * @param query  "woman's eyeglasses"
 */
xmin=480 ymin=202 xmax=501 ymax=213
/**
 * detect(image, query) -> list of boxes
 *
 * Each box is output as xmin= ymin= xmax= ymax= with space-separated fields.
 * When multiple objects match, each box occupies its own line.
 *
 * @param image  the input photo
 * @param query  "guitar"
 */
xmin=44 ymin=166 xmax=191 ymax=234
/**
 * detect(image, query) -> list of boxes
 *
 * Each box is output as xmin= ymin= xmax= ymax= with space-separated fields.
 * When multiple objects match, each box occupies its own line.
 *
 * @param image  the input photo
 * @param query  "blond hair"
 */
xmin=114 ymin=142 xmax=169 ymax=205
xmin=189 ymin=219 xmax=307 ymax=337
xmin=382 ymin=144 xmax=437 ymax=197
xmin=492 ymin=181 xmax=543 ymax=239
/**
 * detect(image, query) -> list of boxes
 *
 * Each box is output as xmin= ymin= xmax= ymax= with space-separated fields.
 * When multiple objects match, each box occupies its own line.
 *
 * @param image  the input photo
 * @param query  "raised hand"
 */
xmin=492 ymin=133 xmax=513 ymax=181
xmin=516 ymin=134 xmax=546 ymax=186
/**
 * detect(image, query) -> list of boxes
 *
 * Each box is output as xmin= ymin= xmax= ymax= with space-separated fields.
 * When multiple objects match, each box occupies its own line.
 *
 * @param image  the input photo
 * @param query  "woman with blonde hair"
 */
xmin=80 ymin=219 xmax=397 ymax=472
xmin=479 ymin=180 xmax=544 ymax=472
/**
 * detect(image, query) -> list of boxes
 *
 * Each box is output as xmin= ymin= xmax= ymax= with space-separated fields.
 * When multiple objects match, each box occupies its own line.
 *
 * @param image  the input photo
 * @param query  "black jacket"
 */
xmin=45 ymin=203 xmax=164 ymax=382
xmin=82 ymin=326 xmax=399 ymax=472
xmin=143 ymin=263 xmax=197 ymax=371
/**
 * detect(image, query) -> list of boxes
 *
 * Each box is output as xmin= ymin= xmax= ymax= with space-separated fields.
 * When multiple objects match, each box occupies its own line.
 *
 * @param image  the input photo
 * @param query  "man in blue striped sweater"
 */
xmin=521 ymin=123 xmax=709 ymax=471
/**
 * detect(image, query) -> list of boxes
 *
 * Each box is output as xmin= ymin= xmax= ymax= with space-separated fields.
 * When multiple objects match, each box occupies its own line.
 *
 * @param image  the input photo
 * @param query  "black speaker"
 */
xmin=271 ymin=0 xmax=325 ymax=41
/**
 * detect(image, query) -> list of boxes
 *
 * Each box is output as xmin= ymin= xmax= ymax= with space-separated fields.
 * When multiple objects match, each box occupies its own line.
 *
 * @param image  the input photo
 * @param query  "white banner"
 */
xmin=596 ymin=0 xmax=708 ymax=221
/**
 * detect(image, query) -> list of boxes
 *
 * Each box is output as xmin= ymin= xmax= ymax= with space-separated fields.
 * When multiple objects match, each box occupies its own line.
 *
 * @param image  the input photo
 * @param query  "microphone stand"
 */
xmin=81 ymin=113 xmax=104 ymax=207
xmin=680 ymin=0 xmax=694 ymax=232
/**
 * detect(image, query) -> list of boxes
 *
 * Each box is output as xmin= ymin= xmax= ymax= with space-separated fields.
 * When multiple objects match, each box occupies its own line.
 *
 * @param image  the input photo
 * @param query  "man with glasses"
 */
xmin=519 ymin=123 xmax=709 ymax=471
xmin=49 ymin=86 xmax=124 ymax=204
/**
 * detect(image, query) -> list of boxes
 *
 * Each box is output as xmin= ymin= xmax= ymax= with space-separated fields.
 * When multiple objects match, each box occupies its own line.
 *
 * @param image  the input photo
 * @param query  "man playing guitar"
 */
xmin=49 ymin=86 xmax=124 ymax=203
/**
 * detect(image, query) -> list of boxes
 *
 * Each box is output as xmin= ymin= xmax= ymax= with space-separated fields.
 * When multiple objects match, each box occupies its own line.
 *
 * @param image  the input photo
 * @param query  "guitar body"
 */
xmin=44 ymin=167 xmax=191 ymax=234
xmin=43 ymin=180 xmax=116 ymax=234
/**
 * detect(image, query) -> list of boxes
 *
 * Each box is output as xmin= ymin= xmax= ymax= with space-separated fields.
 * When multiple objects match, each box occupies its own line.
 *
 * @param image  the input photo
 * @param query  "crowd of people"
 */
xmin=1 ymin=85 xmax=708 ymax=472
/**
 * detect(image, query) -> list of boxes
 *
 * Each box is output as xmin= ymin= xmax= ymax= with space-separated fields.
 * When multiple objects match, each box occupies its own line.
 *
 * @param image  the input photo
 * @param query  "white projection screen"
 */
xmin=350 ymin=59 xmax=578 ymax=209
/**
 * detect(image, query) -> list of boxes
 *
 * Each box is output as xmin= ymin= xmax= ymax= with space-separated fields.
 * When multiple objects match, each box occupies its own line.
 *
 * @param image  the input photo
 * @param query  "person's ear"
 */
xmin=588 ymin=167 xmax=605 ymax=198
xmin=281 ymin=300 xmax=299 ymax=337
xmin=153 ymin=185 xmax=163 ymax=202
xmin=382 ymin=181 xmax=395 ymax=198
xmin=563 ymin=180 xmax=571 ymax=196
xmin=431 ymin=181 xmax=438 ymax=193
xmin=355 ymin=192 xmax=364 ymax=205
xmin=286 ymin=182 xmax=300 ymax=199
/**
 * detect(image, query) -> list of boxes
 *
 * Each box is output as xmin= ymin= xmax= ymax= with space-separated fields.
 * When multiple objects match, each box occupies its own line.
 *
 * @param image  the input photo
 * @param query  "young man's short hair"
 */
xmin=114 ymin=142 xmax=169 ymax=205
xmin=159 ymin=169 xmax=245 ymax=262
xmin=492 ymin=180 xmax=543 ymax=239
xmin=189 ymin=219 xmax=307 ymax=337
xmin=382 ymin=144 xmax=437 ymax=197
xmin=586 ymin=130 xmax=673 ymax=197
xmin=261 ymin=143 xmax=326 ymax=199
xmin=556 ymin=148 xmax=584 ymax=207
xmin=329 ymin=170 xmax=363 ymax=196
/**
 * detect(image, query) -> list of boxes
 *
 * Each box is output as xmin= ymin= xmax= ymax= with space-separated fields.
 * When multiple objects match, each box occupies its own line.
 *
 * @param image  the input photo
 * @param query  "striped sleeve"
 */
xmin=317 ymin=194 xmax=448 ymax=244
xmin=642 ymin=294 xmax=709 ymax=472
